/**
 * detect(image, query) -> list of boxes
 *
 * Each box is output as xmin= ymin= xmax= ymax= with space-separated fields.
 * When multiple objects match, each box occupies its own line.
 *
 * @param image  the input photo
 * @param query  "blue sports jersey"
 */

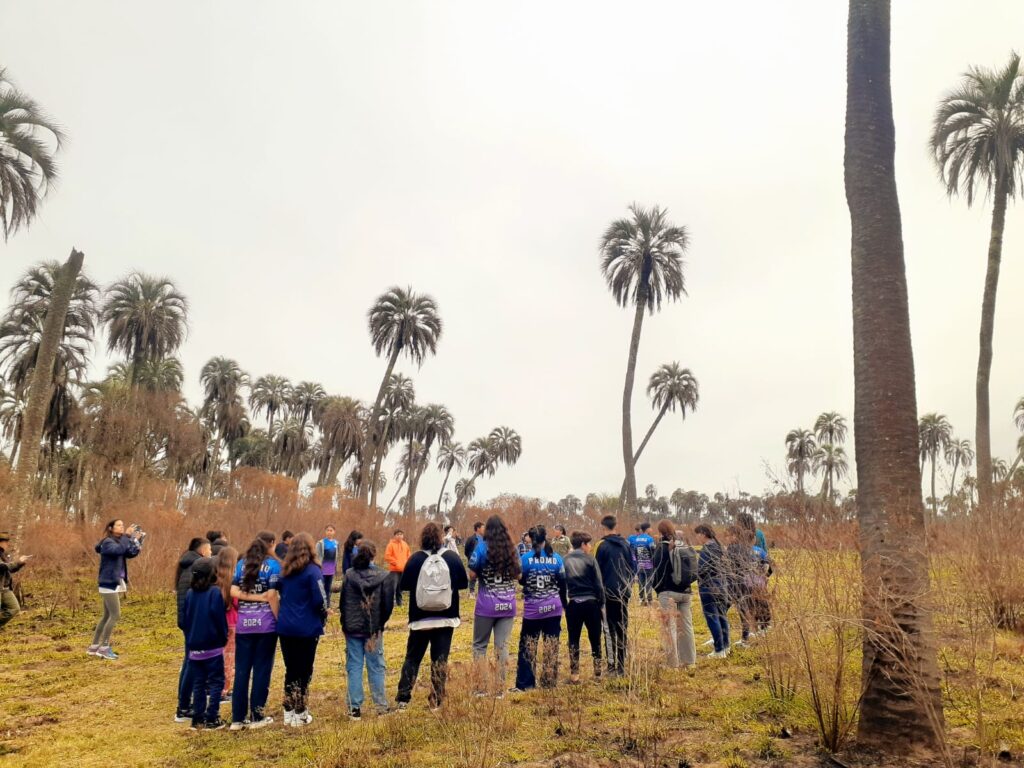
xmin=520 ymin=549 xmax=565 ymax=620
xmin=232 ymin=557 xmax=282 ymax=634
xmin=628 ymin=533 xmax=656 ymax=571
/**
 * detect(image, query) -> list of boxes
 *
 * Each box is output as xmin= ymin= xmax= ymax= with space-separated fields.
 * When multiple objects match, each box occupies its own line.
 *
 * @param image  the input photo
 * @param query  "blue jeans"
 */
xmin=637 ymin=569 xmax=654 ymax=604
xmin=191 ymin=654 xmax=226 ymax=726
xmin=177 ymin=630 xmax=195 ymax=713
xmin=345 ymin=633 xmax=387 ymax=710
xmin=699 ymin=588 xmax=730 ymax=652
xmin=231 ymin=632 xmax=277 ymax=723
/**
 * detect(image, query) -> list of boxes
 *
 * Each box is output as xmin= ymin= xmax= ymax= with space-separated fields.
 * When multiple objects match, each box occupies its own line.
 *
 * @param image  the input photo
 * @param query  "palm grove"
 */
xmin=3 ymin=10 xmax=1024 ymax=759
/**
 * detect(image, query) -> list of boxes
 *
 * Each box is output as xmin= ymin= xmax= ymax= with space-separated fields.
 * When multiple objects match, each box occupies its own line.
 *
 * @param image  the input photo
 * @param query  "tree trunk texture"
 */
xmin=620 ymin=299 xmax=646 ymax=512
xmin=845 ymin=0 xmax=945 ymax=752
xmin=974 ymin=179 xmax=1008 ymax=511
xmin=12 ymin=249 xmax=84 ymax=545
xmin=359 ymin=348 xmax=400 ymax=503
xmin=368 ymin=412 xmax=394 ymax=512
xmin=436 ymin=464 xmax=454 ymax=515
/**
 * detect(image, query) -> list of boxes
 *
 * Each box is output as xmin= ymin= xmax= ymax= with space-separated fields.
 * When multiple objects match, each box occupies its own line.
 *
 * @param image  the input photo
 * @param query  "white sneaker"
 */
xmin=247 ymin=716 xmax=274 ymax=729
xmin=733 ymin=640 xmax=748 ymax=648
xmin=283 ymin=709 xmax=295 ymax=727
xmin=708 ymin=649 xmax=730 ymax=659
xmin=229 ymin=721 xmax=246 ymax=731
xmin=702 ymin=638 xmax=715 ymax=647
xmin=291 ymin=710 xmax=313 ymax=727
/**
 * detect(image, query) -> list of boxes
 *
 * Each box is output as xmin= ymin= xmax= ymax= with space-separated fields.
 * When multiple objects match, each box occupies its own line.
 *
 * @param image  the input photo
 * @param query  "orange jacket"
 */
xmin=384 ymin=538 xmax=411 ymax=573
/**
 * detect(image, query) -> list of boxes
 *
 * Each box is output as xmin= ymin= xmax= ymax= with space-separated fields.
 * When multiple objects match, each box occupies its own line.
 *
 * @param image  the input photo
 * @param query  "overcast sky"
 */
xmin=2 ymin=1 xmax=1023 ymax=505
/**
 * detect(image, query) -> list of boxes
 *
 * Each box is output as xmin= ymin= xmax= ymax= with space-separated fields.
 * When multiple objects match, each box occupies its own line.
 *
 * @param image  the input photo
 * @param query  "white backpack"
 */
xmin=415 ymin=551 xmax=453 ymax=611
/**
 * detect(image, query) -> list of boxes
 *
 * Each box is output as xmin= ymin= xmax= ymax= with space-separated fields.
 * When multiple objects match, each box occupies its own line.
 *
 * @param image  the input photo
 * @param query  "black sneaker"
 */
xmin=206 ymin=719 xmax=227 ymax=731
xmin=396 ymin=701 xmax=408 ymax=711
xmin=349 ymin=707 xmax=361 ymax=721
xmin=174 ymin=709 xmax=193 ymax=724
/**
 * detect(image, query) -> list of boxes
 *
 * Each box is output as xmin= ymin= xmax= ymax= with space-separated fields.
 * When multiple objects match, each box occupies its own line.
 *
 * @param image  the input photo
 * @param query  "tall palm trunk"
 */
xmin=359 ymin=347 xmax=400 ymax=502
xmin=385 ymin=475 xmax=408 ymax=515
xmin=405 ymin=438 xmax=417 ymax=514
xmin=975 ymin=176 xmax=1009 ymax=511
xmin=12 ymin=249 xmax=84 ymax=545
xmin=930 ymin=451 xmax=938 ymax=521
xmin=368 ymin=412 xmax=394 ymax=511
xmin=845 ymin=0 xmax=945 ymax=751
xmin=620 ymin=294 xmax=647 ymax=512
xmin=949 ymin=455 xmax=960 ymax=499
xmin=436 ymin=463 xmax=454 ymax=514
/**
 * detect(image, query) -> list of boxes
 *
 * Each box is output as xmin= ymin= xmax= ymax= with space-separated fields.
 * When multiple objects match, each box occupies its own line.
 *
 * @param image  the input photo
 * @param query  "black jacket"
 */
xmin=340 ymin=565 xmax=394 ymax=637
xmin=175 ymin=550 xmax=203 ymax=629
xmin=399 ymin=550 xmax=469 ymax=624
xmin=651 ymin=539 xmax=697 ymax=594
xmin=595 ymin=534 xmax=636 ymax=601
xmin=563 ymin=550 xmax=604 ymax=605
xmin=697 ymin=540 xmax=727 ymax=592
xmin=0 ymin=547 xmax=23 ymax=591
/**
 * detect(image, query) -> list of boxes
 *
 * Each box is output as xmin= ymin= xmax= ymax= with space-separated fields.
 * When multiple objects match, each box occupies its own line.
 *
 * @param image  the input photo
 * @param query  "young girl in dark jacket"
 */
xmin=183 ymin=559 xmax=228 ymax=730
xmin=278 ymin=533 xmax=327 ymax=727
xmin=694 ymin=524 xmax=731 ymax=657
xmin=340 ymin=540 xmax=393 ymax=719
xmin=88 ymin=519 xmax=143 ymax=660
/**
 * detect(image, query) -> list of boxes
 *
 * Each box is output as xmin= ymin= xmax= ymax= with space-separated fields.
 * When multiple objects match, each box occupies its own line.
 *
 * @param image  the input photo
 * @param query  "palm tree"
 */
xmin=200 ymin=357 xmax=249 ymax=479
xmin=0 ymin=260 xmax=98 ymax=461
xmin=813 ymin=412 xmax=848 ymax=501
xmin=249 ymin=375 xmax=292 ymax=433
xmin=271 ymin=416 xmax=313 ymax=479
xmin=358 ymin=287 xmax=442 ymax=502
xmin=290 ymin=381 xmax=326 ymax=431
xmin=386 ymin=441 xmax=428 ymax=514
xmin=600 ymin=205 xmax=688 ymax=512
xmin=0 ymin=69 xmax=65 ymax=239
xmin=785 ymin=428 xmax=817 ymax=495
xmin=101 ymin=273 xmax=188 ymax=384
xmin=991 ymin=457 xmax=1009 ymax=484
xmin=369 ymin=374 xmax=415 ymax=511
xmin=406 ymin=403 xmax=454 ymax=515
xmin=435 ymin=440 xmax=465 ymax=513
xmin=918 ymin=413 xmax=952 ymax=520
xmin=846 ymin=0 xmax=944 ymax=749
xmin=813 ymin=443 xmax=850 ymax=501
xmin=454 ymin=426 xmax=521 ymax=513
xmin=627 ymin=364 xmax=698 ymax=491
xmin=931 ymin=53 xmax=1024 ymax=511
xmin=11 ymin=250 xmax=83 ymax=535
xmin=944 ymin=438 xmax=974 ymax=500
xmin=314 ymin=395 xmax=363 ymax=486
xmin=229 ymin=428 xmax=274 ymax=471
xmin=134 ymin=358 xmax=184 ymax=392
xmin=454 ymin=478 xmax=475 ymax=507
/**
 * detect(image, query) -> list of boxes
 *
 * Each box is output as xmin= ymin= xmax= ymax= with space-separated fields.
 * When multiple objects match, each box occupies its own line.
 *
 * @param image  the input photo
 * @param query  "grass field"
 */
xmin=1 ymin=578 xmax=1022 ymax=768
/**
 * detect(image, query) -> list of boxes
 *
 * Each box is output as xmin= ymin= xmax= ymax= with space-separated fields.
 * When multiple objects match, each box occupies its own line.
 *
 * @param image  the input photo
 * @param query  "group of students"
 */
xmin=82 ymin=509 xmax=771 ymax=732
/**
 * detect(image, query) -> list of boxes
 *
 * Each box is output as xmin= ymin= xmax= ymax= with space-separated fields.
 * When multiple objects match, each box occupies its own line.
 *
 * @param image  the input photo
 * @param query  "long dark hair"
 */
xmin=482 ymin=514 xmax=520 ymax=580
xmin=528 ymin=524 xmax=553 ymax=557
xmin=216 ymin=546 xmax=238 ymax=607
xmin=420 ymin=522 xmax=443 ymax=553
xmin=283 ymin=532 xmax=319 ymax=577
xmin=103 ymin=519 xmax=123 ymax=540
xmin=343 ymin=530 xmax=362 ymax=559
xmin=352 ymin=540 xmax=377 ymax=569
xmin=241 ymin=538 xmax=269 ymax=593
xmin=190 ymin=559 xmax=216 ymax=593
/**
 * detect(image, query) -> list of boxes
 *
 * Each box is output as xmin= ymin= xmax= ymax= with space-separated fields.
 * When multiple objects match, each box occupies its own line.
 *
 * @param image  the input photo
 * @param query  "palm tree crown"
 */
xmin=648 ymin=363 xmax=699 ymax=417
xmin=931 ymin=53 xmax=1024 ymax=205
xmin=814 ymin=411 xmax=848 ymax=447
xmin=785 ymin=428 xmax=817 ymax=494
xmin=0 ymin=68 xmax=65 ymax=239
xmin=101 ymin=273 xmax=188 ymax=373
xmin=599 ymin=204 xmax=688 ymax=313
xmin=368 ymin=287 xmax=443 ymax=367
xmin=918 ymin=413 xmax=952 ymax=465
xmin=250 ymin=375 xmax=292 ymax=431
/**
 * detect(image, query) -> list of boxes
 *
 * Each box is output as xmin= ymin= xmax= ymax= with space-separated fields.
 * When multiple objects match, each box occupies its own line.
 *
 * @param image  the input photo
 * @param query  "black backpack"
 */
xmin=670 ymin=543 xmax=697 ymax=590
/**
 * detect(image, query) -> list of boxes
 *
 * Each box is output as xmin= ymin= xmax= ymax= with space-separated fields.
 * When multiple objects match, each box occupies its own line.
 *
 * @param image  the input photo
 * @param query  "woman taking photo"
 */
xmin=278 ymin=533 xmax=328 ymax=727
xmin=316 ymin=525 xmax=340 ymax=608
xmin=467 ymin=514 xmax=521 ymax=695
xmin=229 ymin=534 xmax=281 ymax=729
xmin=87 ymin=519 xmax=144 ymax=661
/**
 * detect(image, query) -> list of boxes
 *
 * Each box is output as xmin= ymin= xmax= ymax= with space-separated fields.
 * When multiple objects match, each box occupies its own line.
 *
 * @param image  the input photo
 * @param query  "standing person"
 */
xmin=463 ymin=522 xmax=484 ymax=596
xmin=0 ymin=531 xmax=29 ymax=630
xmin=694 ymin=524 xmax=730 ymax=658
xmin=517 ymin=533 xmax=530 ymax=557
xmin=215 ymin=546 xmax=240 ymax=700
xmin=594 ymin=515 xmax=635 ymax=676
xmin=512 ymin=525 xmax=566 ymax=693
xmin=563 ymin=531 xmax=604 ymax=682
xmin=736 ymin=512 xmax=768 ymax=552
xmin=724 ymin=525 xmax=757 ymax=647
xmin=396 ymin=522 xmax=469 ymax=710
xmin=443 ymin=526 xmax=459 ymax=553
xmin=651 ymin=520 xmax=697 ymax=668
xmin=275 ymin=531 xmax=294 ymax=561
xmin=229 ymin=535 xmax=281 ymax=729
xmin=317 ymin=526 xmax=341 ymax=609
xmin=468 ymin=514 xmax=521 ymax=696
xmin=278 ymin=533 xmax=328 ymax=727
xmin=183 ymin=559 xmax=228 ymax=731
xmin=88 ymin=520 xmax=144 ymax=660
xmin=550 ymin=525 xmax=571 ymax=558
xmin=206 ymin=531 xmax=228 ymax=557
xmin=384 ymin=529 xmax=410 ymax=607
xmin=174 ymin=537 xmax=211 ymax=722
xmin=628 ymin=522 xmax=656 ymax=606
xmin=341 ymin=540 xmax=393 ymax=720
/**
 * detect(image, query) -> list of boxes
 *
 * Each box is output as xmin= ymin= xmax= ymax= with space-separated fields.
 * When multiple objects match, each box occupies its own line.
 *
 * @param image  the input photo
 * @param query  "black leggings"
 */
xmin=605 ymin=598 xmax=629 ymax=673
xmin=397 ymin=627 xmax=454 ymax=706
xmin=565 ymin=600 xmax=603 ymax=675
xmin=279 ymin=635 xmax=319 ymax=713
